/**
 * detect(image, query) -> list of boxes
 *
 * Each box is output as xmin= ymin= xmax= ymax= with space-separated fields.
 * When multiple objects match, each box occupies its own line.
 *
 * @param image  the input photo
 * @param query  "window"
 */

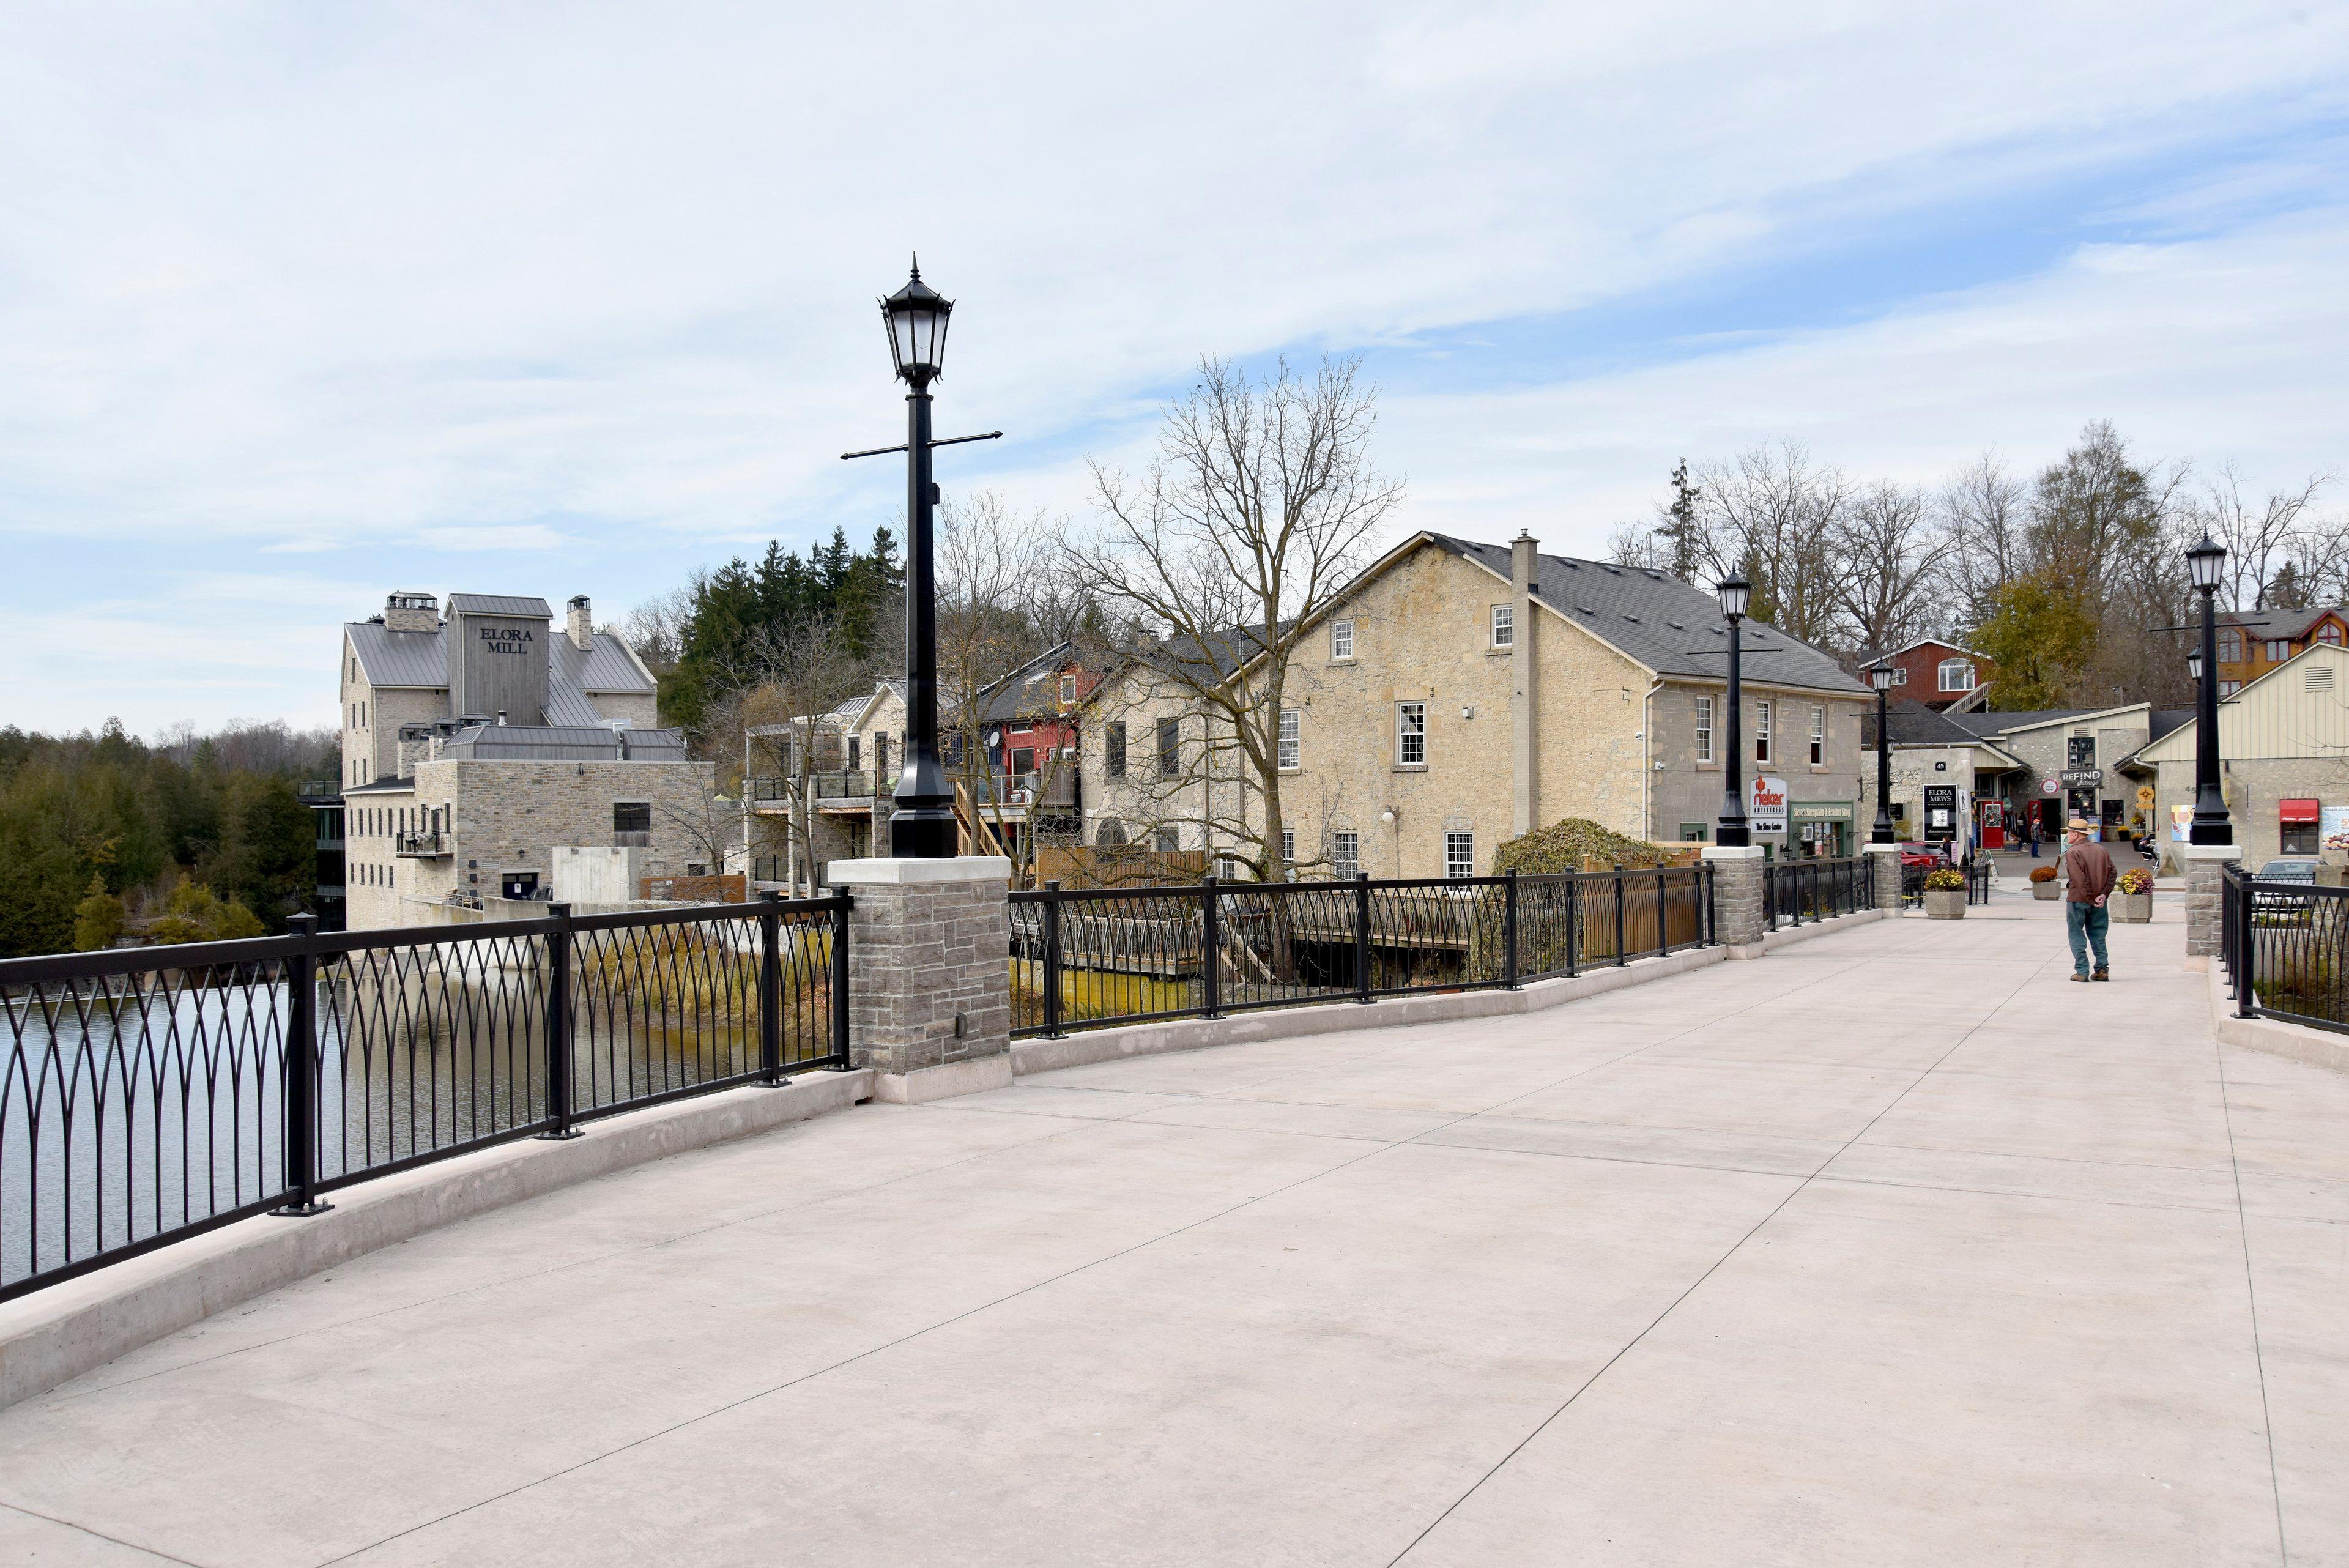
xmin=941 ymin=731 xmax=964 ymax=766
xmin=1754 ymin=700 xmax=1772 ymax=764
xmin=2218 ymin=628 xmax=2243 ymax=662
xmin=1009 ymin=748 xmax=1034 ymax=777
xmin=1154 ymin=827 xmax=1181 ymax=853
xmin=1059 ymin=674 xmax=1076 ymax=705
xmin=2320 ymin=623 xmax=2343 ymax=647
xmin=2220 ymin=680 xmax=2243 ymax=697
xmin=1156 ymin=718 xmax=1181 ymax=778
xmin=1396 ymin=701 xmax=1427 ymax=766
xmin=1218 ymin=853 xmax=1241 ymax=881
xmin=1694 ymin=696 xmax=1715 ymax=763
xmin=1330 ymin=619 xmax=1354 ymax=660
xmin=1490 ymin=605 xmax=1513 ymax=648
xmin=1332 ymin=830 xmax=1360 ymax=879
xmin=360 ymin=702 xmax=367 ymax=728
xmin=874 ymin=732 xmax=890 ymax=777
xmin=1095 ymin=818 xmax=1127 ymax=847
xmin=1444 ymin=831 xmax=1474 ymax=879
xmin=2266 ymin=639 xmax=2294 ymax=662
xmin=1808 ymin=705 xmax=1825 ymax=766
xmin=1892 ymin=667 xmax=1908 ymax=685
xmin=845 ymin=735 xmax=861 ymax=771
xmin=1679 ymin=822 xmax=1709 ymax=842
xmin=1280 ymin=828 xmax=1295 ymax=865
xmin=2067 ymin=735 xmax=2095 ymax=769
xmin=1106 ymin=721 xmax=1127 ymax=778
xmin=613 ymin=801 xmax=651 ymax=834
xmin=1277 ymin=709 xmax=1300 ymax=770
xmin=1937 ymin=659 xmax=1974 ymax=692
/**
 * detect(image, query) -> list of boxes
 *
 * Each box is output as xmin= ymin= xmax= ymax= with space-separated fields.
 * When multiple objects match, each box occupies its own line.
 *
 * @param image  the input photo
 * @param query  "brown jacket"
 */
xmin=2063 ymin=841 xmax=2116 ymax=904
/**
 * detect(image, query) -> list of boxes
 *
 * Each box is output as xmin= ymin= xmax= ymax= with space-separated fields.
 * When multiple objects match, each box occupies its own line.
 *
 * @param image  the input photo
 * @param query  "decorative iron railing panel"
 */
xmin=2219 ymin=866 xmax=2349 ymax=1035
xmin=1010 ymin=866 xmax=1715 ymax=1039
xmin=1763 ymin=856 xmax=1867 ymax=930
xmin=1 ymin=895 xmax=848 ymax=1303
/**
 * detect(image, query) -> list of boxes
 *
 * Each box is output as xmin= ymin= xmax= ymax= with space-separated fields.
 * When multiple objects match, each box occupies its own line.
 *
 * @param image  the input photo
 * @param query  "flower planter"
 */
xmin=2031 ymin=880 xmax=2060 ymax=901
xmin=1923 ymin=888 xmax=1967 ymax=920
xmin=2112 ymin=891 xmax=2153 ymax=924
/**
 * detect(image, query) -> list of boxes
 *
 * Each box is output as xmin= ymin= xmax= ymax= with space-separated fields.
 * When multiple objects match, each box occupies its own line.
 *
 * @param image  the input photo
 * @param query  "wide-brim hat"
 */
xmin=2066 ymin=817 xmax=2093 ymax=831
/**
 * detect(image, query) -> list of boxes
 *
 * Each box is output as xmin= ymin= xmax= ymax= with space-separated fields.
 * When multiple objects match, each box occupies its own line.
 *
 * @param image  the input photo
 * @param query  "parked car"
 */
xmin=2252 ymin=856 xmax=2320 ymax=924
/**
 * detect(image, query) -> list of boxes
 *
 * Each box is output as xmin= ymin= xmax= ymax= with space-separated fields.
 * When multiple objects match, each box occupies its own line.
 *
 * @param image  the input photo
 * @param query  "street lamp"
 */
xmin=1715 ymin=575 xmax=1751 ymax=847
xmin=844 ymin=259 xmax=1003 ymax=858
xmin=1868 ymin=660 xmax=1896 ymax=844
xmin=2186 ymin=535 xmax=2232 ymax=846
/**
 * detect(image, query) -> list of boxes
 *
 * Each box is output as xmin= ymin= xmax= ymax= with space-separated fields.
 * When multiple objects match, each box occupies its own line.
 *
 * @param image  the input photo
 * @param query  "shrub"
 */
xmin=1922 ymin=868 xmax=1966 ymax=891
xmin=1492 ymin=817 xmax=1677 ymax=875
xmin=2029 ymin=866 xmax=2057 ymax=883
xmin=2117 ymin=868 xmax=2154 ymax=894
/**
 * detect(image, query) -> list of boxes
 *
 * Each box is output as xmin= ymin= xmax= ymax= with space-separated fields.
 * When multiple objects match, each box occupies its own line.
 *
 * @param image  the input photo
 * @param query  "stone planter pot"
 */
xmin=2031 ymin=880 xmax=2061 ymax=901
xmin=2112 ymin=891 xmax=2153 ymax=924
xmin=1923 ymin=888 xmax=1967 ymax=920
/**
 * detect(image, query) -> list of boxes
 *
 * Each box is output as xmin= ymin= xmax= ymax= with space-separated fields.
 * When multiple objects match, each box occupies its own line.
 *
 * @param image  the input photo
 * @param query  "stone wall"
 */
xmin=831 ymin=860 xmax=1011 ymax=1082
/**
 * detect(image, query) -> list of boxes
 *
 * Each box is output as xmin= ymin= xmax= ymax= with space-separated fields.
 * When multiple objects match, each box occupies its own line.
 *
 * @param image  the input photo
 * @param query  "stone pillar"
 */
xmin=1862 ymin=841 xmax=1904 ymax=912
xmin=2182 ymin=842 xmax=2242 ymax=964
xmin=1702 ymin=844 xmax=1767 ymax=957
xmin=826 ymin=856 xmax=1014 ymax=1103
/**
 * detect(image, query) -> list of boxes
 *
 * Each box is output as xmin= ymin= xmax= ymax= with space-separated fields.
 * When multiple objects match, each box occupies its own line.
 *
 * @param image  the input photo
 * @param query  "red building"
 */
xmin=1863 ymin=638 xmax=1995 ymax=710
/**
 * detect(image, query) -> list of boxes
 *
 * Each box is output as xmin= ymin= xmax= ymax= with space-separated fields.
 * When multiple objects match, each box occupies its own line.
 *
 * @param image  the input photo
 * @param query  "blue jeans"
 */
xmin=2066 ymin=902 xmax=2109 ymax=976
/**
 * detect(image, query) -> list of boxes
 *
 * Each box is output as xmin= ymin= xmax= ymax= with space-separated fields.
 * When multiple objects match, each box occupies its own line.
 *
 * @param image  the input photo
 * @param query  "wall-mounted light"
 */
xmin=1461 ymin=704 xmax=1474 ymax=721
xmin=1381 ymin=808 xmax=1397 ymax=824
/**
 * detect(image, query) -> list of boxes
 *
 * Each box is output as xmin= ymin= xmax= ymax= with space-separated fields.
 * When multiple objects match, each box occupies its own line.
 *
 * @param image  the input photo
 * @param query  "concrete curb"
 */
xmin=0 ymin=1068 xmax=873 ymax=1413
xmin=2205 ymin=962 xmax=2349 ymax=1074
xmin=1011 ymin=911 xmax=1887 ymax=1078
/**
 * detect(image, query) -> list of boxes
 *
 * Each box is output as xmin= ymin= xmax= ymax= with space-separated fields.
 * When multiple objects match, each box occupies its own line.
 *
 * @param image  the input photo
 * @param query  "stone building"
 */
xmin=1080 ymin=532 xmax=1873 ymax=879
xmin=1948 ymin=704 xmax=2190 ymax=845
xmin=336 ymin=591 xmax=716 ymax=928
xmin=1857 ymin=700 xmax=2025 ymax=852
xmin=2119 ymin=642 xmax=2349 ymax=870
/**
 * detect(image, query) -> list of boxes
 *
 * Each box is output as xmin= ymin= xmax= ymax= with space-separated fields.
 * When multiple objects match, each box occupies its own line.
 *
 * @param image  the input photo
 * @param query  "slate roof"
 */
xmin=2216 ymin=606 xmax=2342 ymax=641
xmin=979 ymin=642 xmax=1079 ymax=724
xmin=1431 ymin=536 xmax=1869 ymax=695
xmin=1861 ymin=700 xmax=2028 ymax=766
xmin=1943 ymin=708 xmax=2095 ymax=737
xmin=445 ymin=593 xmax=554 ymax=618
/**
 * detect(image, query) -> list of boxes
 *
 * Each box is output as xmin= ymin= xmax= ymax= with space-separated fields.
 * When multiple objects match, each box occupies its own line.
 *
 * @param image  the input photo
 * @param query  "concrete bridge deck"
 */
xmin=2 ymin=890 xmax=2342 ymax=1566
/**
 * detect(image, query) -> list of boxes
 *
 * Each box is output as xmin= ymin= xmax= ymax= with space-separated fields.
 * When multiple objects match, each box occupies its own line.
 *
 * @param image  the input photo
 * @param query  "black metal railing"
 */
xmin=1900 ymin=856 xmax=1993 ymax=909
xmin=0 ymin=894 xmax=850 ymax=1303
xmin=1762 ymin=856 xmax=1867 ymax=929
xmin=1008 ymin=866 xmax=1715 ymax=1038
xmin=2220 ymin=864 xmax=2349 ymax=1034
xmin=1967 ymin=858 xmax=1993 ymax=905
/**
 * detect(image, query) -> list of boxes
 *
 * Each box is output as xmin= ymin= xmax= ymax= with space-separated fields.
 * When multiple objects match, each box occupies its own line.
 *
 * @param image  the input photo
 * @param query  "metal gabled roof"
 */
xmin=437 ymin=724 xmax=694 ymax=762
xmin=445 ymin=593 xmax=552 ymax=618
xmin=549 ymin=629 xmax=655 ymax=696
xmin=347 ymin=621 xmax=451 ymax=689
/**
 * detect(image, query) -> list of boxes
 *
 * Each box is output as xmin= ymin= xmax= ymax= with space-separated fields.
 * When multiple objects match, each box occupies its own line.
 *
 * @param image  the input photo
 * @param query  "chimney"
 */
xmin=566 ymin=595 xmax=593 ymax=651
xmin=1510 ymin=533 xmax=1538 ymax=836
xmin=384 ymin=591 xmax=439 ymax=634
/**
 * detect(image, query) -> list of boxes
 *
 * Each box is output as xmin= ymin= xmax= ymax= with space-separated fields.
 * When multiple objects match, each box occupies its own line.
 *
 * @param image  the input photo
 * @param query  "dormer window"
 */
xmin=2317 ymin=623 xmax=2343 ymax=647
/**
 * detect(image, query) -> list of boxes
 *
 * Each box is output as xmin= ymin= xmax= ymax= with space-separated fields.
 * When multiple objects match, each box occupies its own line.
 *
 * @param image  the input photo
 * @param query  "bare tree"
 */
xmin=2190 ymin=463 xmax=2334 ymax=609
xmin=1939 ymin=451 xmax=2027 ymax=630
xmin=1071 ymin=355 xmax=1404 ymax=880
xmin=622 ymin=583 xmax=696 ymax=678
xmin=727 ymin=611 xmax=896 ymax=894
xmin=1691 ymin=442 xmax=1853 ymax=645
xmin=1835 ymin=481 xmax=1950 ymax=658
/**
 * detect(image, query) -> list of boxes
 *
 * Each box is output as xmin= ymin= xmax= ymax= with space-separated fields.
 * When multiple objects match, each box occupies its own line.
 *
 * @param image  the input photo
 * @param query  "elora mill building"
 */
xmin=336 ymin=592 xmax=717 ymax=929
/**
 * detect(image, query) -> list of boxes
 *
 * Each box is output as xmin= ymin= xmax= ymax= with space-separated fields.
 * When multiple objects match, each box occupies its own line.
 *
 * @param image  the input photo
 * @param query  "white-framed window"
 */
xmin=1893 ymin=667 xmax=1909 ymax=685
xmin=1330 ymin=619 xmax=1355 ymax=661
xmin=1808 ymin=704 xmax=1825 ymax=766
xmin=1490 ymin=605 xmax=1513 ymax=648
xmin=1218 ymin=852 xmax=1241 ymax=881
xmin=1332 ymin=830 xmax=1360 ymax=879
xmin=1396 ymin=701 xmax=1427 ymax=766
xmin=1154 ymin=826 xmax=1181 ymax=853
xmin=1694 ymin=695 xmax=1715 ymax=763
xmin=1277 ymin=708 xmax=1300 ymax=770
xmin=1937 ymin=658 xmax=1974 ymax=693
xmin=1280 ymin=828 xmax=1295 ymax=866
xmin=1445 ymin=831 xmax=1474 ymax=879
xmin=1754 ymin=700 xmax=1773 ymax=764
xmin=1058 ymin=673 xmax=1076 ymax=704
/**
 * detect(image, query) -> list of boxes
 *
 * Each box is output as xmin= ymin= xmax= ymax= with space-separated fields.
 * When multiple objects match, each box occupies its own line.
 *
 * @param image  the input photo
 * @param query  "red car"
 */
xmin=1897 ymin=842 xmax=1945 ymax=871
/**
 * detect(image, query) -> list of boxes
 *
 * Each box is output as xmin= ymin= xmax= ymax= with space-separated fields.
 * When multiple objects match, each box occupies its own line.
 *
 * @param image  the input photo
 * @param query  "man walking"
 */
xmin=2062 ymin=816 xmax=2115 ymax=982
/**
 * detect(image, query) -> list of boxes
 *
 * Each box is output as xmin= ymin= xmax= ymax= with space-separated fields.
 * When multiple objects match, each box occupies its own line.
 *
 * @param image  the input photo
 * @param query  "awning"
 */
xmin=2279 ymin=798 xmax=2320 ymax=824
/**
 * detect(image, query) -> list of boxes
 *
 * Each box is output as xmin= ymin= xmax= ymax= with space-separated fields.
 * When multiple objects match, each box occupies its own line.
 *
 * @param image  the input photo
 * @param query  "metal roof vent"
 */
xmin=2307 ymin=664 xmax=2335 ymax=692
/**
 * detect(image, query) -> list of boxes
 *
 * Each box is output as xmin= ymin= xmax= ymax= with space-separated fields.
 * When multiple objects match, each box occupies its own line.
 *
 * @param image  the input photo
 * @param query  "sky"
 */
xmin=3 ymin=1 xmax=2346 ymax=735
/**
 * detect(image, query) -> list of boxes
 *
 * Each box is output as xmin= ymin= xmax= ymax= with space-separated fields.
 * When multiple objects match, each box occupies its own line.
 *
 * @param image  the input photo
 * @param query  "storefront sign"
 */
xmin=1748 ymin=776 xmax=1789 ymax=835
xmin=2040 ymin=778 xmax=2061 ymax=795
xmin=1924 ymin=783 xmax=1958 ymax=841
xmin=2323 ymin=805 xmax=2349 ymax=852
xmin=2059 ymin=767 xmax=2103 ymax=787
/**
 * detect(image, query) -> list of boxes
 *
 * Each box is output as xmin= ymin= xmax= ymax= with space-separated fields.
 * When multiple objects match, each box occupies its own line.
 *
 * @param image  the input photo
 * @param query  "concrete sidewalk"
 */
xmin=1 ymin=888 xmax=2341 ymax=1566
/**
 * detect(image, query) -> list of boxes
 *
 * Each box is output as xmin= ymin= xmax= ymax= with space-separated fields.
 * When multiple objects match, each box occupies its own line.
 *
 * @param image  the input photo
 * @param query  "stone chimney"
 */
xmin=1511 ymin=533 xmax=1538 ymax=836
xmin=384 ymin=591 xmax=439 ymax=634
xmin=566 ymin=595 xmax=593 ymax=651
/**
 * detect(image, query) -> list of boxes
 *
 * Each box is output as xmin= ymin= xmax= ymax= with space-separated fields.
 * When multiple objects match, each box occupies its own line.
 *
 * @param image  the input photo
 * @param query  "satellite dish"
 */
xmin=986 ymin=729 xmax=1001 ymax=748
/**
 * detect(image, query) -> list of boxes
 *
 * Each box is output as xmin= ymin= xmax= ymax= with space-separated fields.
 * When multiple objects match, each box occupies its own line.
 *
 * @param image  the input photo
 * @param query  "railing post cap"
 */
xmin=285 ymin=912 xmax=317 ymax=932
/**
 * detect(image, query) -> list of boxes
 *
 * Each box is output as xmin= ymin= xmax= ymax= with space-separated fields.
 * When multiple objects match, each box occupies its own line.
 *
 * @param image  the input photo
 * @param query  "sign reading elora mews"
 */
xmin=1748 ymin=775 xmax=1789 ymax=836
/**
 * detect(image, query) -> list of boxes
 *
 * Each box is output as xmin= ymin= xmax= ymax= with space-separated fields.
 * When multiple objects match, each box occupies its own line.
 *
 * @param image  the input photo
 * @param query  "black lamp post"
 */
xmin=844 ymin=260 xmax=1001 ymax=858
xmin=2186 ymin=535 xmax=2232 ymax=846
xmin=1715 ymin=575 xmax=1751 ymax=847
xmin=1868 ymin=660 xmax=1896 ymax=844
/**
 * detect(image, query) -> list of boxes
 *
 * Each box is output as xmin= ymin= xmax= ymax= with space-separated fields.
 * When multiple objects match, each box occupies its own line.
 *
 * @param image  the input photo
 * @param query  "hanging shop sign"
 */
xmin=1748 ymin=776 xmax=1789 ymax=835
